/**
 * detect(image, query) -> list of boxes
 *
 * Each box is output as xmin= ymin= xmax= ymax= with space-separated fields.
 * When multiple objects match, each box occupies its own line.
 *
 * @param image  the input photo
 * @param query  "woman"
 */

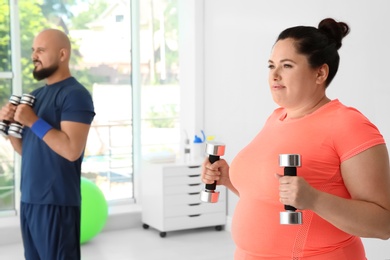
xmin=202 ymin=18 xmax=390 ymax=259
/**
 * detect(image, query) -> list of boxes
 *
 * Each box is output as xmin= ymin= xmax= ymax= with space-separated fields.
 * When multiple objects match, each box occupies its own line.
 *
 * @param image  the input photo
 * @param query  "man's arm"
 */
xmin=15 ymin=103 xmax=92 ymax=161
xmin=41 ymin=121 xmax=91 ymax=161
xmin=8 ymin=137 xmax=22 ymax=155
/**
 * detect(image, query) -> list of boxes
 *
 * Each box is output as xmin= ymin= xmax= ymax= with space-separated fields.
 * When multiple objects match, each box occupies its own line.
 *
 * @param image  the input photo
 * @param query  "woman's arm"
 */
xmin=315 ymin=144 xmax=390 ymax=239
xmin=280 ymin=144 xmax=390 ymax=239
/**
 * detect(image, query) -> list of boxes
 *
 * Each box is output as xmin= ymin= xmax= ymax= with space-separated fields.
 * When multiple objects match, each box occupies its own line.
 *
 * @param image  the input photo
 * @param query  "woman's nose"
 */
xmin=272 ymin=68 xmax=281 ymax=81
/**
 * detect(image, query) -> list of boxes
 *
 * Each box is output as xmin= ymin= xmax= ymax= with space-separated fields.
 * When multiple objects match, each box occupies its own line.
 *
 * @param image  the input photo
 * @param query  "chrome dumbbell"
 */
xmin=0 ymin=95 xmax=21 ymax=136
xmin=8 ymin=94 xmax=36 ymax=138
xmin=279 ymin=154 xmax=302 ymax=225
xmin=200 ymin=142 xmax=226 ymax=203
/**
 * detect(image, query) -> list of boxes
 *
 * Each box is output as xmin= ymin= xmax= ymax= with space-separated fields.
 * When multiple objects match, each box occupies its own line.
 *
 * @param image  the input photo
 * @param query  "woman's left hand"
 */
xmin=276 ymin=174 xmax=319 ymax=210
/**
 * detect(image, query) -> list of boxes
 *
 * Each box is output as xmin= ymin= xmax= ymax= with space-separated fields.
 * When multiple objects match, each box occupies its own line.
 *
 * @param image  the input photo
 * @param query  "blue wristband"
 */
xmin=31 ymin=118 xmax=53 ymax=139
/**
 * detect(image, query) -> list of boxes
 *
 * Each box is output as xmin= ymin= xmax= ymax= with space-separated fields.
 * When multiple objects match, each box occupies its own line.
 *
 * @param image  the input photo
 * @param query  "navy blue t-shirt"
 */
xmin=21 ymin=77 xmax=95 ymax=206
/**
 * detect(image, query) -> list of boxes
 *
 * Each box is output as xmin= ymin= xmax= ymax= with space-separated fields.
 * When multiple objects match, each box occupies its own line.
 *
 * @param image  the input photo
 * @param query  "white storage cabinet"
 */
xmin=141 ymin=163 xmax=226 ymax=237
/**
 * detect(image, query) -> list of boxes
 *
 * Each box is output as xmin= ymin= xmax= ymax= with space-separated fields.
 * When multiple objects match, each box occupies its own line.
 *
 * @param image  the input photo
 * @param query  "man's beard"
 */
xmin=33 ymin=64 xmax=59 ymax=81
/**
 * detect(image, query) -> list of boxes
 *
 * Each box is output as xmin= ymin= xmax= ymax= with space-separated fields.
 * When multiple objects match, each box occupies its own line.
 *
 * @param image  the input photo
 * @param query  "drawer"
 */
xmin=164 ymin=192 xmax=204 ymax=206
xmin=164 ymin=183 xmax=202 ymax=195
xmin=164 ymin=200 xmax=225 ymax=217
xmin=163 ymin=165 xmax=202 ymax=177
xmin=164 ymin=174 xmax=202 ymax=186
xmin=164 ymin=188 xmax=226 ymax=205
xmin=163 ymin=212 xmax=226 ymax=232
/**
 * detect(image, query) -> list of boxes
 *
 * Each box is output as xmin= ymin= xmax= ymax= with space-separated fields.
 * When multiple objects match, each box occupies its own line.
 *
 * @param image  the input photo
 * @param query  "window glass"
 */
xmin=0 ymin=78 xmax=14 ymax=211
xmin=0 ymin=159 xmax=15 ymax=211
xmin=140 ymin=0 xmax=180 ymax=162
xmin=10 ymin=0 xmax=180 ymax=204
xmin=70 ymin=1 xmax=133 ymax=201
xmin=19 ymin=0 xmax=134 ymax=201
xmin=0 ymin=0 xmax=11 ymax=72
xmin=0 ymin=1 xmax=14 ymax=211
xmin=0 ymin=77 xmax=12 ymax=104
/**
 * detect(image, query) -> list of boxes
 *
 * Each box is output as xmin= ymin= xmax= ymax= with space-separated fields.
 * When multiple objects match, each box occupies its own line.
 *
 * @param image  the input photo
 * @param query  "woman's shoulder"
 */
xmin=330 ymin=99 xmax=370 ymax=121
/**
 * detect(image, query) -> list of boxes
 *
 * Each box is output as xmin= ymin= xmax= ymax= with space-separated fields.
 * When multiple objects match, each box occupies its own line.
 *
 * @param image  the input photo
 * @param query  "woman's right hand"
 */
xmin=201 ymin=158 xmax=230 ymax=186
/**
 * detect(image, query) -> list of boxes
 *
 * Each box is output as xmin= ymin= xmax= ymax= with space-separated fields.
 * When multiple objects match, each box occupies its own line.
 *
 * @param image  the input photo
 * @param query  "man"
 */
xmin=0 ymin=28 xmax=95 ymax=259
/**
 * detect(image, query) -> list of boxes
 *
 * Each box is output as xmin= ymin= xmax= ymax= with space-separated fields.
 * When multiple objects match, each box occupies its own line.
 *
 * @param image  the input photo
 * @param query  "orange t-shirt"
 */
xmin=229 ymin=100 xmax=384 ymax=259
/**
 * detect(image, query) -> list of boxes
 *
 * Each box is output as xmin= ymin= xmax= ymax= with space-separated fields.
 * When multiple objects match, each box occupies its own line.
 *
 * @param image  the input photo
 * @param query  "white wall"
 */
xmin=192 ymin=0 xmax=390 ymax=258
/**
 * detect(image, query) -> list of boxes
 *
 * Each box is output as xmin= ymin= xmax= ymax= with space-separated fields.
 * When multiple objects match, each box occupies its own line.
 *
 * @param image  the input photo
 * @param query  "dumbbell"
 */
xmin=200 ymin=142 xmax=226 ymax=203
xmin=8 ymin=94 xmax=36 ymax=139
xmin=0 ymin=95 xmax=21 ymax=136
xmin=279 ymin=154 xmax=302 ymax=225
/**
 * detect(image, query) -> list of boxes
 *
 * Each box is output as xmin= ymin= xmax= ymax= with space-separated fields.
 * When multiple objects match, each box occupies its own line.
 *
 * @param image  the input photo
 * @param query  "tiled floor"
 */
xmin=0 ymin=226 xmax=236 ymax=260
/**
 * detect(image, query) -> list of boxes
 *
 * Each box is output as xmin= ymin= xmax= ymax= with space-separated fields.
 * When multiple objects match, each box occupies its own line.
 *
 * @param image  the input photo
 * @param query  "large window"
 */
xmin=0 ymin=0 xmax=15 ymax=212
xmin=0 ymin=0 xmax=180 ymax=209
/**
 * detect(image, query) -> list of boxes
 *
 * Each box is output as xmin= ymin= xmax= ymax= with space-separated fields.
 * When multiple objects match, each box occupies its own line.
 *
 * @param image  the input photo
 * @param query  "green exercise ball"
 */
xmin=80 ymin=177 xmax=108 ymax=244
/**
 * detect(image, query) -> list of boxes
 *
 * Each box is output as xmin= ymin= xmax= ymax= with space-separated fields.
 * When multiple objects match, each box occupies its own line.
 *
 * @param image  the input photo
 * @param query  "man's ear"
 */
xmin=59 ymin=48 xmax=69 ymax=62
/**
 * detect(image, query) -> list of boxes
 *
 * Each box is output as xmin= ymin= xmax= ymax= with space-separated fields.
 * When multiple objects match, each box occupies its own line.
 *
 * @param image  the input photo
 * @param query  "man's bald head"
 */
xmin=32 ymin=29 xmax=72 ymax=83
xmin=35 ymin=29 xmax=71 ymax=56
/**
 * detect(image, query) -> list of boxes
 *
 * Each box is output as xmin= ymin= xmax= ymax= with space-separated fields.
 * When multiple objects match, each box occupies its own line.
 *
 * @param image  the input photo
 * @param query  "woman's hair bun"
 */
xmin=318 ymin=18 xmax=350 ymax=49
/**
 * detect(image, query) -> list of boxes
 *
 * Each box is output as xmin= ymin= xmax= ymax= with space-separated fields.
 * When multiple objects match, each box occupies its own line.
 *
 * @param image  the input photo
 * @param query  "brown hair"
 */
xmin=276 ymin=18 xmax=350 ymax=87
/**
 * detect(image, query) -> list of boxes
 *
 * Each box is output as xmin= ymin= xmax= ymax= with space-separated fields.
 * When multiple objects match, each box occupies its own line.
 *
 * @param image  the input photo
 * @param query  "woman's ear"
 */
xmin=316 ymin=64 xmax=329 ymax=85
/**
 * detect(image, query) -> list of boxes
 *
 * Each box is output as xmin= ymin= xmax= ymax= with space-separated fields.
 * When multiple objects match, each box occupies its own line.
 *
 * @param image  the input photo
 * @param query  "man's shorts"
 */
xmin=20 ymin=202 xmax=81 ymax=260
